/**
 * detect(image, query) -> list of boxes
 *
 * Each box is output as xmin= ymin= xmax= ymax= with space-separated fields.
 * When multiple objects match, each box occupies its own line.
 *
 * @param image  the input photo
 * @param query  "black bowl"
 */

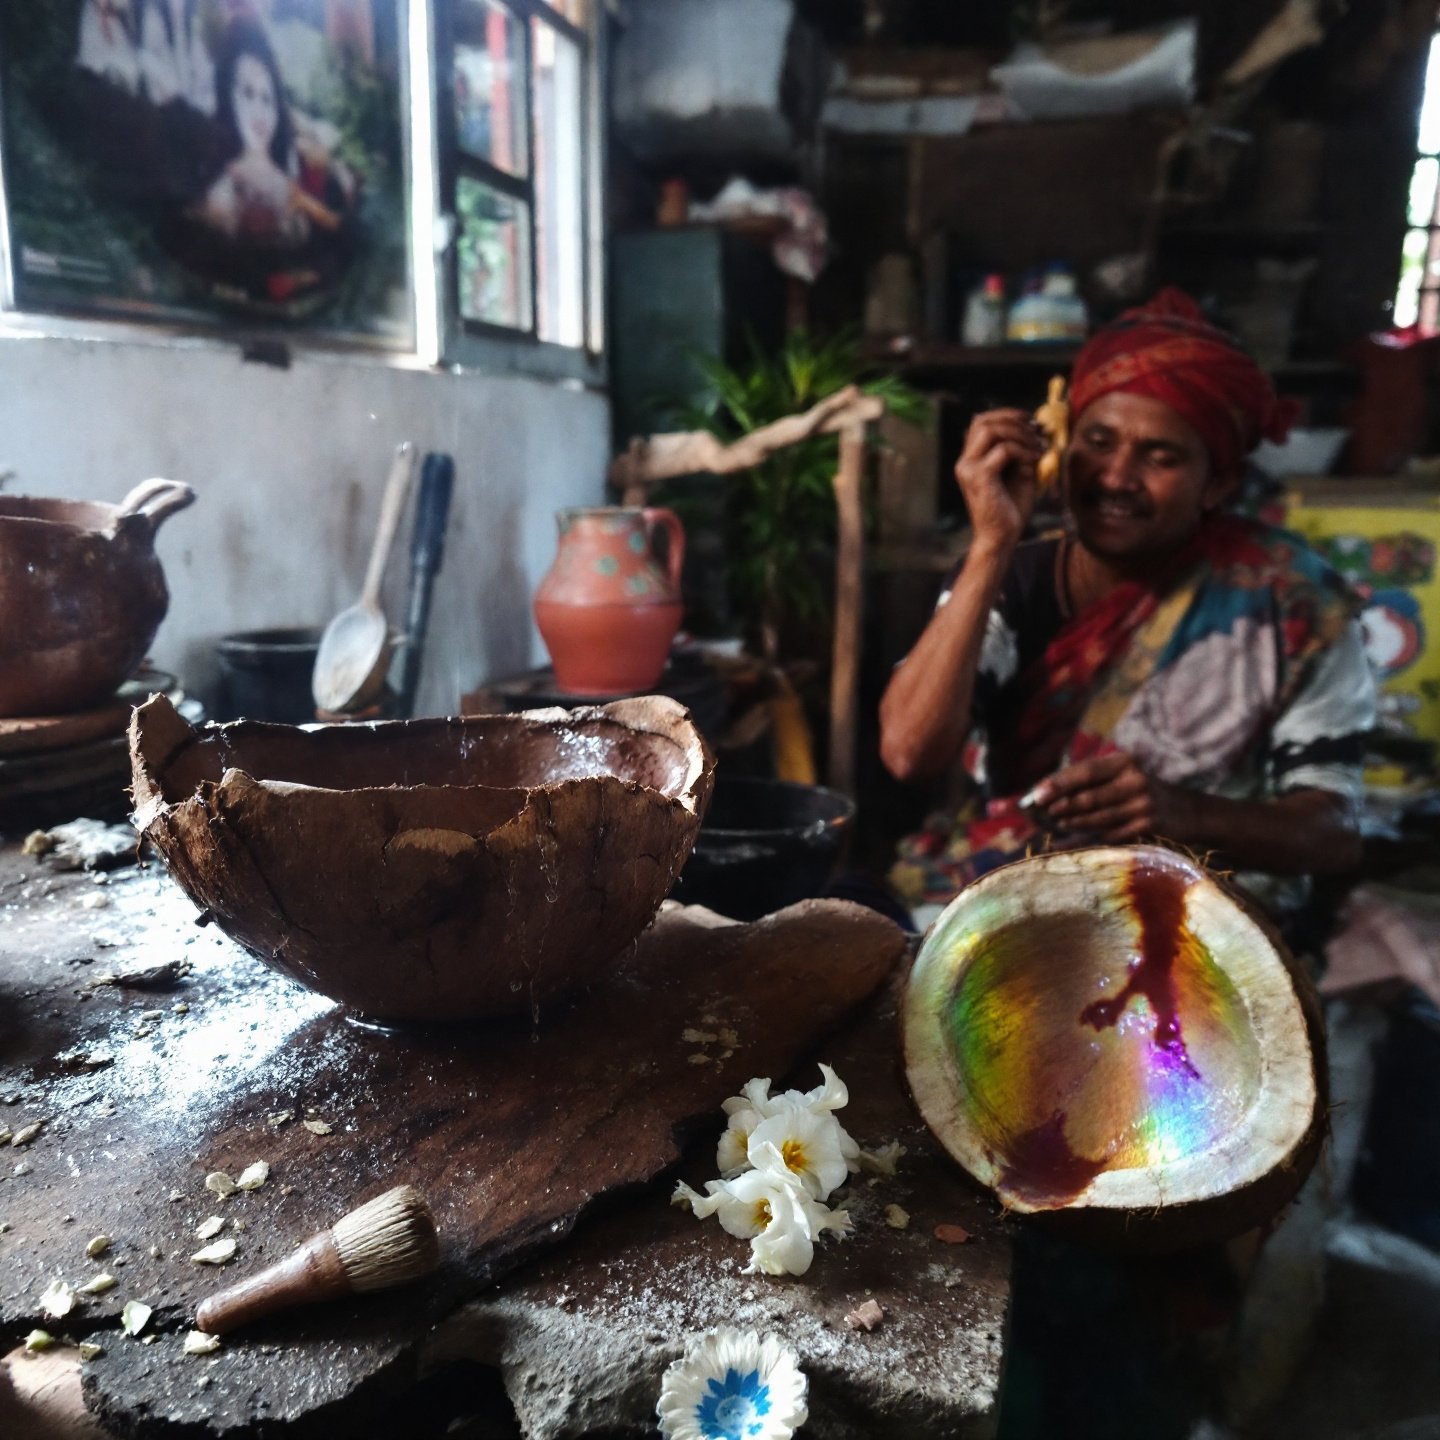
xmin=672 ymin=776 xmax=856 ymax=921
xmin=214 ymin=628 xmax=324 ymax=725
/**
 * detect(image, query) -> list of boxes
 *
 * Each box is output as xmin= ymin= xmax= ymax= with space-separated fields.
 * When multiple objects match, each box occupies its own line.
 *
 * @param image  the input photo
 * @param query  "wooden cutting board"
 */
xmin=0 ymin=848 xmax=907 ymax=1435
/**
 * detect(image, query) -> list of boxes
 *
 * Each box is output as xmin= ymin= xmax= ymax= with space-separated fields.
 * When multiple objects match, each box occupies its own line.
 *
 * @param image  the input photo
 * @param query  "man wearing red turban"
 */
xmin=1067 ymin=286 xmax=1300 ymax=482
xmin=880 ymin=289 xmax=1374 ymax=917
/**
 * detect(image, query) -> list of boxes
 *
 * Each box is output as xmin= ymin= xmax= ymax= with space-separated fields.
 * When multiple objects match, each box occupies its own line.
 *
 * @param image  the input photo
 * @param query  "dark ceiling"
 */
xmin=792 ymin=0 xmax=1217 ymax=50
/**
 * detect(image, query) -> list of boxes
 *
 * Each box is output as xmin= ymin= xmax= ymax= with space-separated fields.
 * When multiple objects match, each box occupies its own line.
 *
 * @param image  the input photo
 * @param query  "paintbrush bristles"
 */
xmin=331 ymin=1184 xmax=439 ymax=1293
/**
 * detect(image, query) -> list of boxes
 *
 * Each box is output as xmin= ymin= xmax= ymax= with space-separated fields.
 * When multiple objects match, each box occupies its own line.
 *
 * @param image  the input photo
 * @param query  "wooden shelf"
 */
xmin=864 ymin=339 xmax=1080 ymax=375
xmin=1286 ymin=476 xmax=1440 ymax=508
xmin=864 ymin=339 xmax=1353 ymax=389
xmin=1157 ymin=221 xmax=1326 ymax=253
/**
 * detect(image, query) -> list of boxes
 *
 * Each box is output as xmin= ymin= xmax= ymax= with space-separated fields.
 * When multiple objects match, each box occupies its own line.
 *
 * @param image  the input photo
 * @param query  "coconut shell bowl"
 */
xmin=130 ymin=692 xmax=715 ymax=1023
xmin=903 ymin=845 xmax=1325 ymax=1248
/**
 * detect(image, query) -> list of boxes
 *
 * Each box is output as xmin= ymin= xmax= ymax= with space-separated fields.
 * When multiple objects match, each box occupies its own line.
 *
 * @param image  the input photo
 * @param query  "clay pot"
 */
xmin=0 ymin=480 xmax=195 ymax=717
xmin=129 ymin=691 xmax=715 ymax=1023
xmin=533 ymin=507 xmax=685 ymax=695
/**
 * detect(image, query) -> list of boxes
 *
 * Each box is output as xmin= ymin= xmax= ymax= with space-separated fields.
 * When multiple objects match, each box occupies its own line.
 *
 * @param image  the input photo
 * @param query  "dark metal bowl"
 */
xmin=673 ymin=776 xmax=856 ymax=921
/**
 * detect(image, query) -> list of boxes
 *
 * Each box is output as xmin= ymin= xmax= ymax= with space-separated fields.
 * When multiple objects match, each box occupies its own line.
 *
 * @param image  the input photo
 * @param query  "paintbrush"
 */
xmin=194 ymin=1185 xmax=439 ymax=1335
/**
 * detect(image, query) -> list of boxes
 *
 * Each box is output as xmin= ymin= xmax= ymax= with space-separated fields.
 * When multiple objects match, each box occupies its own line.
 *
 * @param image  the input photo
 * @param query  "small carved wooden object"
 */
xmin=1034 ymin=375 xmax=1070 ymax=492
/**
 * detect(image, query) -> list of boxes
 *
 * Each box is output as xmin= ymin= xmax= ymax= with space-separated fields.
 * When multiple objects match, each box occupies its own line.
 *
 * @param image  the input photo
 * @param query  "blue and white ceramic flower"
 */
xmin=657 ymin=1327 xmax=808 ymax=1440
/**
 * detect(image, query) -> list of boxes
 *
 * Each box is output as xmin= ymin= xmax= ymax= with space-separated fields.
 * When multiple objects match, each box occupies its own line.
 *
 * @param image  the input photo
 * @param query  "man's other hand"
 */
xmin=1030 ymin=752 xmax=1197 ymax=844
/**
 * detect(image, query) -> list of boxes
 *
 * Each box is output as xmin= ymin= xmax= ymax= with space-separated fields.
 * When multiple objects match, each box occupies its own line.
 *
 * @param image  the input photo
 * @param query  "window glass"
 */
xmin=1408 ymin=157 xmax=1439 ymax=228
xmin=1395 ymin=228 xmax=1428 ymax=327
xmin=457 ymin=176 xmax=534 ymax=329
xmin=532 ymin=18 xmax=585 ymax=347
xmin=453 ymin=0 xmax=528 ymax=175
xmin=1421 ymin=34 xmax=1440 ymax=154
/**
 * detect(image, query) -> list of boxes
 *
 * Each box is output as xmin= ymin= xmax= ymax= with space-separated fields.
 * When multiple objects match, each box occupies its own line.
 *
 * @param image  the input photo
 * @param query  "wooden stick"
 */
xmin=608 ymin=390 xmax=885 ymax=796
xmin=828 ymin=422 xmax=867 ymax=798
xmin=609 ymin=387 xmax=885 ymax=501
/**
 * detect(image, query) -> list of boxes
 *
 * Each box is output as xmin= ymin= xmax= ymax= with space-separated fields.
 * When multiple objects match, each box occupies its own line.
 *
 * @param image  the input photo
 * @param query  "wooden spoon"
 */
xmin=312 ymin=442 xmax=417 ymax=715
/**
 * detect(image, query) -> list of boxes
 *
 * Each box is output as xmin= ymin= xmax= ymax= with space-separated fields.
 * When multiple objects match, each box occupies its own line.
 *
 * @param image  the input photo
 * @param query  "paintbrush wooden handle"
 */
xmin=195 ymin=1232 xmax=350 ymax=1335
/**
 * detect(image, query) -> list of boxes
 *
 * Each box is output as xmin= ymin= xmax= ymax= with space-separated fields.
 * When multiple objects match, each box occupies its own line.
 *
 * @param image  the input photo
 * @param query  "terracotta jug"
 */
xmin=533 ymin=506 xmax=685 ymax=695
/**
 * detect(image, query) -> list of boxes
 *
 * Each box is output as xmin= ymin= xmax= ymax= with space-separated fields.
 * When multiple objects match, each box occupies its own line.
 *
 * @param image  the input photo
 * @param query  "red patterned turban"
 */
xmin=1069 ymin=288 xmax=1298 ymax=479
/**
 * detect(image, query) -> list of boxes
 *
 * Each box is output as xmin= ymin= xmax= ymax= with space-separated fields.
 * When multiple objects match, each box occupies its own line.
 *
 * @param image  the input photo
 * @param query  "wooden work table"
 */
xmin=0 ymin=840 xmax=1010 ymax=1438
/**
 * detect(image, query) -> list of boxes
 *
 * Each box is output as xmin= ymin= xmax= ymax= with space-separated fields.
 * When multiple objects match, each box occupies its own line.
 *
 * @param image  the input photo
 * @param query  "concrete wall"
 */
xmin=0 ymin=334 xmax=609 ymax=716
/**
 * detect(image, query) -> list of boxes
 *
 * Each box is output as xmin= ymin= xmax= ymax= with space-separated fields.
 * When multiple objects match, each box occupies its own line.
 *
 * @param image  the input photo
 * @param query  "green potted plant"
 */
xmin=665 ymin=329 xmax=926 ymax=666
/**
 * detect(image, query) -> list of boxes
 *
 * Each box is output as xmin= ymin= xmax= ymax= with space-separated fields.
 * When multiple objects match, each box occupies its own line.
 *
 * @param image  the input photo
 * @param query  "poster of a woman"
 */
xmin=0 ymin=0 xmax=410 ymax=346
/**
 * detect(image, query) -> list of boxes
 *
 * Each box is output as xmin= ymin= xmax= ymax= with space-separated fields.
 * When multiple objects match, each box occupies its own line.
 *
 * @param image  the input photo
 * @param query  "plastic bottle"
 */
xmin=1008 ymin=265 xmax=1088 ymax=343
xmin=1041 ymin=266 xmax=1089 ymax=341
xmin=1006 ymin=273 xmax=1044 ymax=343
xmin=962 ymin=273 xmax=1008 ymax=347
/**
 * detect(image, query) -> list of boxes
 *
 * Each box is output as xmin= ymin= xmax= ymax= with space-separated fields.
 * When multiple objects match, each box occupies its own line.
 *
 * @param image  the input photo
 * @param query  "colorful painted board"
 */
xmin=1283 ymin=480 xmax=1440 ymax=744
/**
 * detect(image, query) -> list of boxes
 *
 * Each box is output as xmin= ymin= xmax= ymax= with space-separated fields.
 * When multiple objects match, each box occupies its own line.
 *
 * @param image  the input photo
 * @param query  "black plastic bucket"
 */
xmin=673 ymin=776 xmax=856 ymax=921
xmin=214 ymin=628 xmax=324 ymax=724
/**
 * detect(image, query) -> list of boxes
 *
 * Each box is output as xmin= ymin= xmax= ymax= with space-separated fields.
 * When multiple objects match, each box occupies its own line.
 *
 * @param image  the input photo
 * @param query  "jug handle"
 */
xmin=116 ymin=479 xmax=196 ymax=535
xmin=644 ymin=507 xmax=685 ymax=594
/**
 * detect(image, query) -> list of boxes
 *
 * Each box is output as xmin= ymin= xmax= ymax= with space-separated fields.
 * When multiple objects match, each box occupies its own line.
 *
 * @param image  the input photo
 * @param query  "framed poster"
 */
xmin=0 ymin=2 xmax=413 ymax=349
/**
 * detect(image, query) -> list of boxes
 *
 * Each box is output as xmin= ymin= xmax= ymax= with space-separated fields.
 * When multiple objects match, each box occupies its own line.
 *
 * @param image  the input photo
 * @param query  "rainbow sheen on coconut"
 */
xmin=903 ymin=846 xmax=1324 ymax=1245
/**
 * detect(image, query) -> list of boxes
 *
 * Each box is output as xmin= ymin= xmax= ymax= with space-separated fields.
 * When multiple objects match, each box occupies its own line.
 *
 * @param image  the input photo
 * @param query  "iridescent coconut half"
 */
xmin=130 ymin=692 xmax=714 ymax=1023
xmin=903 ymin=845 xmax=1325 ymax=1247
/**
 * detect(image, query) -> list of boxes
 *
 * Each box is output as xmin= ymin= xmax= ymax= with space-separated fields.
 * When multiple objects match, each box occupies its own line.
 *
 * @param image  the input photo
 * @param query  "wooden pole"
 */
xmin=829 ymin=422 xmax=867 ymax=797
xmin=606 ymin=394 xmax=883 ymax=797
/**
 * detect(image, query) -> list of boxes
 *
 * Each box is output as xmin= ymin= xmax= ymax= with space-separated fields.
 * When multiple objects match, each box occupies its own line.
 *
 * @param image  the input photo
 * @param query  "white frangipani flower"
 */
xmin=728 ymin=1063 xmax=849 ymax=1119
xmin=688 ymin=1066 xmax=864 ymax=1276
xmin=722 ymin=1079 xmax=769 ymax=1117
xmin=795 ymin=1062 xmax=851 ymax=1113
xmin=717 ymin=1108 xmax=756 ymax=1180
xmin=657 ymin=1326 xmax=807 ymax=1440
xmin=675 ymin=1142 xmax=851 ymax=1276
xmin=747 ymin=1107 xmax=851 ymax=1201
xmin=716 ymin=1064 xmax=860 ymax=1179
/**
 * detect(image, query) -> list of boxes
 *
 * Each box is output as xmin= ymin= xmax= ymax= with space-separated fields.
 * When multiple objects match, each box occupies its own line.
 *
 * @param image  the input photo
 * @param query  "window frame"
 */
xmin=1395 ymin=30 xmax=1440 ymax=333
xmin=433 ymin=0 xmax=605 ymax=384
